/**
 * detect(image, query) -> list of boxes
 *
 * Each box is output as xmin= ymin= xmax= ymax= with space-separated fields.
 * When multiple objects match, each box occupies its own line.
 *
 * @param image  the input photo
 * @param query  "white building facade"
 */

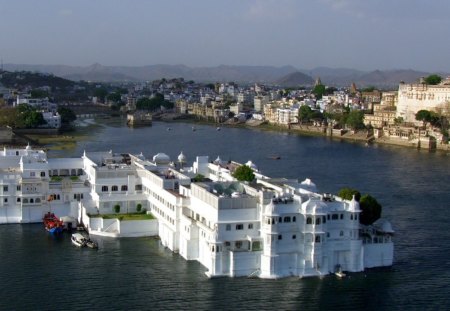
xmin=0 ymin=146 xmax=394 ymax=279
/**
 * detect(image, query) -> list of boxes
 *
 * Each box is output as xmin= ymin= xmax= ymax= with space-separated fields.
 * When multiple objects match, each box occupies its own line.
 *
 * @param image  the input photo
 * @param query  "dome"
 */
xmin=245 ymin=160 xmax=258 ymax=171
xmin=214 ymin=156 xmax=223 ymax=165
xmin=177 ymin=151 xmax=187 ymax=163
xmin=299 ymin=178 xmax=317 ymax=193
xmin=303 ymin=198 xmax=327 ymax=214
xmin=373 ymin=219 xmax=395 ymax=233
xmin=153 ymin=153 xmax=171 ymax=164
xmin=348 ymin=195 xmax=361 ymax=212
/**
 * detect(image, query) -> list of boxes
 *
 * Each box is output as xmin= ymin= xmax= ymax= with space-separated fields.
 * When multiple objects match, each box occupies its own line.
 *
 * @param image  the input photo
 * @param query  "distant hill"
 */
xmin=275 ymin=71 xmax=314 ymax=87
xmin=3 ymin=63 xmax=447 ymax=87
xmin=4 ymin=63 xmax=298 ymax=83
xmin=0 ymin=70 xmax=74 ymax=89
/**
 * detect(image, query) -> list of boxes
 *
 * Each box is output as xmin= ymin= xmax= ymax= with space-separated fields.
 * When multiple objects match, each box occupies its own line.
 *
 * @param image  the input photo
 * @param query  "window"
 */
xmin=35 ymin=198 xmax=41 ymax=203
xmin=350 ymin=214 xmax=354 ymax=220
xmin=306 ymin=217 xmax=312 ymax=224
xmin=278 ymin=235 xmax=282 ymax=240
xmin=40 ymin=171 xmax=45 ymax=177
xmin=235 ymin=241 xmax=242 ymax=249
xmin=292 ymin=234 xmax=296 ymax=239
xmin=315 ymin=235 xmax=321 ymax=243
xmin=17 ymin=185 xmax=21 ymax=191
xmin=248 ymin=223 xmax=253 ymax=229
xmin=327 ymin=214 xmax=330 ymax=220
xmin=225 ymin=241 xmax=230 ymax=247
xmin=30 ymin=172 xmax=35 ymax=177
xmin=101 ymin=186 xmax=108 ymax=192
xmin=340 ymin=214 xmax=344 ymax=220
xmin=226 ymin=224 xmax=231 ymax=231
xmin=4 ymin=198 xmax=8 ymax=203
xmin=111 ymin=186 xmax=118 ymax=191
xmin=236 ymin=224 xmax=244 ymax=230
xmin=278 ymin=217 xmax=282 ymax=223
xmin=340 ymin=231 xmax=344 ymax=237
xmin=3 ymin=186 xmax=8 ymax=192
xmin=284 ymin=216 xmax=291 ymax=223
xmin=23 ymin=199 xmax=28 ymax=203
xmin=323 ymin=216 xmax=326 ymax=224
xmin=135 ymin=184 xmax=142 ymax=191
xmin=316 ymin=217 xmax=321 ymax=225
xmin=332 ymin=214 xmax=339 ymax=220
xmin=121 ymin=185 xmax=128 ymax=191
xmin=293 ymin=216 xmax=296 ymax=222
xmin=17 ymin=198 xmax=21 ymax=202
xmin=30 ymin=199 xmax=34 ymax=203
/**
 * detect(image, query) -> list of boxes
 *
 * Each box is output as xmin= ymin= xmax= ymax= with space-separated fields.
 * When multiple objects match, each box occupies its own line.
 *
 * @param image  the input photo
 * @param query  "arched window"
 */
xmin=315 ymin=235 xmax=321 ymax=243
xmin=121 ymin=185 xmax=128 ymax=191
xmin=30 ymin=198 xmax=34 ymax=203
xmin=278 ymin=217 xmax=282 ymax=223
xmin=307 ymin=217 xmax=312 ymax=225
xmin=35 ymin=198 xmax=41 ymax=203
xmin=284 ymin=216 xmax=291 ymax=223
xmin=102 ymin=186 xmax=108 ymax=192
xmin=316 ymin=217 xmax=321 ymax=225
xmin=293 ymin=216 xmax=296 ymax=222
xmin=111 ymin=185 xmax=118 ymax=192
xmin=23 ymin=198 xmax=28 ymax=203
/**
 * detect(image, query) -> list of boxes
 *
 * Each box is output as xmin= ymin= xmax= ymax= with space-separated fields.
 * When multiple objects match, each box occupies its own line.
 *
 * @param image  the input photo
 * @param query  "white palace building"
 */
xmin=0 ymin=145 xmax=394 ymax=278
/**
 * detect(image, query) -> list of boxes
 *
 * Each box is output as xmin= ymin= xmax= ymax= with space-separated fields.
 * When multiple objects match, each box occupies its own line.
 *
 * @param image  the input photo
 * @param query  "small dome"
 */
xmin=214 ymin=156 xmax=223 ymax=165
xmin=245 ymin=160 xmax=258 ymax=171
xmin=153 ymin=153 xmax=171 ymax=164
xmin=178 ymin=151 xmax=186 ymax=163
xmin=299 ymin=178 xmax=317 ymax=193
xmin=303 ymin=198 xmax=327 ymax=214
xmin=373 ymin=219 xmax=394 ymax=233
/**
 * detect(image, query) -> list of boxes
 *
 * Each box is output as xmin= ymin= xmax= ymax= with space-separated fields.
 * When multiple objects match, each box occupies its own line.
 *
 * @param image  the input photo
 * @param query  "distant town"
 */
xmin=0 ymin=69 xmax=449 ymax=151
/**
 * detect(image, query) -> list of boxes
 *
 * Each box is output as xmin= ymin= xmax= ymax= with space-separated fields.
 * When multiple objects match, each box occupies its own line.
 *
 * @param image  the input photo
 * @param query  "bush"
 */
xmin=114 ymin=204 xmax=120 ymax=214
xmin=136 ymin=203 xmax=142 ymax=212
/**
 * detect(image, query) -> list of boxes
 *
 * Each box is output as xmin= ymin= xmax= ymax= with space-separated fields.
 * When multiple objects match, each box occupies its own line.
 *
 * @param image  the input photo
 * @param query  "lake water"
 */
xmin=1 ymin=120 xmax=449 ymax=310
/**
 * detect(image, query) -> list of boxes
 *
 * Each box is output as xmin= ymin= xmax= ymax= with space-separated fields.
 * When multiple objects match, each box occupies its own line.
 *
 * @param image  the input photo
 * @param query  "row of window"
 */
xmin=265 ymin=216 xmax=297 ymax=225
xmin=101 ymin=185 xmax=128 ymax=192
xmin=225 ymin=223 xmax=254 ymax=231
xmin=2 ymin=185 xmax=22 ymax=192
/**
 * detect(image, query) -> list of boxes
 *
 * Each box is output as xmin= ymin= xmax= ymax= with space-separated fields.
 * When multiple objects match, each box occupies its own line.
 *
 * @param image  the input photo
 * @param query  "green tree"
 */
xmin=424 ymin=74 xmax=442 ymax=85
xmin=193 ymin=174 xmax=205 ymax=182
xmin=136 ymin=203 xmax=142 ymax=212
xmin=346 ymin=110 xmax=365 ymax=130
xmin=298 ymin=105 xmax=313 ymax=124
xmin=312 ymin=84 xmax=326 ymax=100
xmin=107 ymin=92 xmax=122 ymax=103
xmin=232 ymin=165 xmax=255 ymax=182
xmin=93 ymin=88 xmax=108 ymax=102
xmin=30 ymin=89 xmax=49 ymax=98
xmin=17 ymin=104 xmax=46 ymax=128
xmin=338 ymin=188 xmax=361 ymax=201
xmin=57 ymin=107 xmax=77 ymax=124
xmin=114 ymin=204 xmax=121 ymax=214
xmin=359 ymin=194 xmax=382 ymax=225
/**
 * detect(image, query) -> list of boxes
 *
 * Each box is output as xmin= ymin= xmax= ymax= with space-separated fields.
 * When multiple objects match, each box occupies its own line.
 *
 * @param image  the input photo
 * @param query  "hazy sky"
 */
xmin=1 ymin=0 xmax=449 ymax=71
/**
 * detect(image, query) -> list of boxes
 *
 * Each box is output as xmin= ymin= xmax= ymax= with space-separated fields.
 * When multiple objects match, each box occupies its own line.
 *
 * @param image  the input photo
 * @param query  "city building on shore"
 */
xmin=397 ymin=77 xmax=450 ymax=125
xmin=0 ymin=145 xmax=394 ymax=279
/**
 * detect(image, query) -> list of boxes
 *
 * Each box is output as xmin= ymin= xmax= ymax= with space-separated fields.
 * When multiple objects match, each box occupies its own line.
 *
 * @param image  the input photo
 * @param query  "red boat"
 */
xmin=43 ymin=212 xmax=64 ymax=234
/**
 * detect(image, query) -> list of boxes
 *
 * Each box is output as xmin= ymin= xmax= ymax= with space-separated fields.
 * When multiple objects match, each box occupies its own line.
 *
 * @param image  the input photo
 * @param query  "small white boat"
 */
xmin=335 ymin=271 xmax=346 ymax=278
xmin=71 ymin=233 xmax=87 ymax=247
xmin=192 ymin=126 xmax=196 ymax=131
xmin=216 ymin=127 xmax=221 ymax=131
xmin=85 ymin=239 xmax=98 ymax=249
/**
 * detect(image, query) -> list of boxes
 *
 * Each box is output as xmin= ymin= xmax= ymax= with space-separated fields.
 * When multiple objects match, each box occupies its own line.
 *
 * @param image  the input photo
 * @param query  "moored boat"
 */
xmin=43 ymin=212 xmax=64 ymax=234
xmin=85 ymin=239 xmax=98 ymax=249
xmin=71 ymin=233 xmax=87 ymax=247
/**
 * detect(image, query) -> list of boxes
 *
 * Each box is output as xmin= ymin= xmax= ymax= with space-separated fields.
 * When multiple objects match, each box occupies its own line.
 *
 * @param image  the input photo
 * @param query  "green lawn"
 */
xmin=88 ymin=212 xmax=155 ymax=221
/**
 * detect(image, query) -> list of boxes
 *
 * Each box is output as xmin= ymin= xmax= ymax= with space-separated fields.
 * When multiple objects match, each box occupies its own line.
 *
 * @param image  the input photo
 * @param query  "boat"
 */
xmin=85 ymin=238 xmax=98 ymax=249
xmin=335 ymin=265 xmax=346 ymax=278
xmin=43 ymin=212 xmax=64 ymax=234
xmin=216 ymin=127 xmax=221 ymax=131
xmin=268 ymin=155 xmax=281 ymax=160
xmin=192 ymin=126 xmax=196 ymax=131
xmin=71 ymin=233 xmax=87 ymax=247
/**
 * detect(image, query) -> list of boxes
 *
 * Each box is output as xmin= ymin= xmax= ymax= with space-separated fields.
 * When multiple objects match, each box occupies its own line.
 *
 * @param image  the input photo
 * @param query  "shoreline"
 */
xmin=2 ymin=115 xmax=449 ymax=153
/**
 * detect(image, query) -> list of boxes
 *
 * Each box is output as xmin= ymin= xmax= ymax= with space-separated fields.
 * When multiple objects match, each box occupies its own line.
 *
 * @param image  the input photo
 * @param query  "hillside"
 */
xmin=275 ymin=71 xmax=314 ymax=87
xmin=0 ymin=70 xmax=74 ymax=89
